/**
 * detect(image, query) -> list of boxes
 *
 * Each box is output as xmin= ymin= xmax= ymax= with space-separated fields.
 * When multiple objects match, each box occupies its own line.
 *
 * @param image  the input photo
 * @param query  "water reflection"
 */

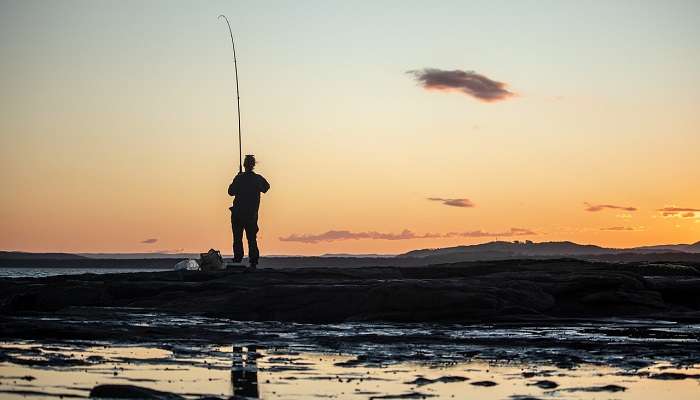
xmin=1 ymin=341 xmax=700 ymax=399
xmin=231 ymin=344 xmax=260 ymax=398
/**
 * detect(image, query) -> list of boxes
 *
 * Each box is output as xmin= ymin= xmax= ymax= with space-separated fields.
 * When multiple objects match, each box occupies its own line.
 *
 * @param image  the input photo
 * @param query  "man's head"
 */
xmin=243 ymin=154 xmax=256 ymax=171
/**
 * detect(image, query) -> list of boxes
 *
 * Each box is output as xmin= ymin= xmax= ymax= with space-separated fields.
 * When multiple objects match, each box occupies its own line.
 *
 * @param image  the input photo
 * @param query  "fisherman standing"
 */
xmin=228 ymin=155 xmax=270 ymax=269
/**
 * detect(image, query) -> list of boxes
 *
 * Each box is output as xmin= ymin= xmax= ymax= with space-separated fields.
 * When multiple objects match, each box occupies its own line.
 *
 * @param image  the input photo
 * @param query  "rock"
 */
xmin=528 ymin=380 xmax=558 ymax=389
xmin=369 ymin=392 xmax=436 ymax=399
xmin=406 ymin=375 xmax=468 ymax=386
xmin=0 ymin=389 xmax=83 ymax=399
xmin=89 ymin=384 xmax=185 ymax=399
xmin=470 ymin=380 xmax=498 ymax=387
xmin=648 ymin=372 xmax=700 ymax=380
xmin=559 ymin=384 xmax=626 ymax=392
xmin=2 ymin=259 xmax=700 ymax=323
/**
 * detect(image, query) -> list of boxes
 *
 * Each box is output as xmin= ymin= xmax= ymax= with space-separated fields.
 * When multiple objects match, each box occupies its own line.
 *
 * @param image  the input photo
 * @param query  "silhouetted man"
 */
xmin=228 ymin=155 xmax=270 ymax=268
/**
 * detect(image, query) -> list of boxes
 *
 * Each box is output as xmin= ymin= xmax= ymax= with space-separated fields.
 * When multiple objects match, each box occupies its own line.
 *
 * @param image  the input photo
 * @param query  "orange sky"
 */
xmin=1 ymin=1 xmax=699 ymax=255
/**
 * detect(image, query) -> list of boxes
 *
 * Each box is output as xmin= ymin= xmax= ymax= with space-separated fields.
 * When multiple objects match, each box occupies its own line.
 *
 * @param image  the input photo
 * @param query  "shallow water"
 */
xmin=6 ymin=308 xmax=700 ymax=366
xmin=2 ymin=312 xmax=700 ymax=399
xmin=1 ymin=341 xmax=700 ymax=399
xmin=0 ymin=268 xmax=167 ymax=278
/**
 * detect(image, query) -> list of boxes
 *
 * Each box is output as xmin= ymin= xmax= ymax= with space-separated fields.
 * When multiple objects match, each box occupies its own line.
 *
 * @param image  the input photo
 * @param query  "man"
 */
xmin=228 ymin=155 xmax=270 ymax=268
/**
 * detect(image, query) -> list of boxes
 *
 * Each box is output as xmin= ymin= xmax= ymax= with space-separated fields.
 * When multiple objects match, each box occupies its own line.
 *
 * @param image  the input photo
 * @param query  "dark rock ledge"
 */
xmin=1 ymin=259 xmax=699 ymax=323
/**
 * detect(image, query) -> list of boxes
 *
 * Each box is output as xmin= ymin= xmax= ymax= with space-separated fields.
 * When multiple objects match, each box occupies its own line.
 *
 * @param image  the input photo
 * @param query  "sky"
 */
xmin=1 ymin=0 xmax=699 ymax=255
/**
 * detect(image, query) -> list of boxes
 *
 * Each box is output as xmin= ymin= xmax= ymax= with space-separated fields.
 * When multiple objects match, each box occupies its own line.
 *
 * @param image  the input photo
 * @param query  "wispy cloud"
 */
xmin=279 ymin=230 xmax=440 ymax=244
xmin=279 ymin=228 xmax=535 ymax=243
xmin=615 ymin=213 xmax=633 ymax=219
xmin=407 ymin=68 xmax=515 ymax=102
xmin=657 ymin=207 xmax=700 ymax=218
xmin=427 ymin=197 xmax=475 ymax=208
xmin=150 ymin=248 xmax=185 ymax=254
xmin=600 ymin=226 xmax=643 ymax=231
xmin=584 ymin=202 xmax=637 ymax=212
xmin=443 ymin=227 xmax=536 ymax=238
xmin=141 ymin=238 xmax=158 ymax=244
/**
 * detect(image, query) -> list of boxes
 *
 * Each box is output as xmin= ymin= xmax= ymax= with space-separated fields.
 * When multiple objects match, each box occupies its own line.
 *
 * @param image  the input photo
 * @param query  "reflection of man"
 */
xmin=227 ymin=155 xmax=270 ymax=268
xmin=231 ymin=345 xmax=259 ymax=398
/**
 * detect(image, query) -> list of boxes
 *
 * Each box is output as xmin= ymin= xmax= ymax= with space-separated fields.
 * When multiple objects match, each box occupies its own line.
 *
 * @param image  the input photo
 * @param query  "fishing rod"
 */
xmin=218 ymin=14 xmax=243 ymax=173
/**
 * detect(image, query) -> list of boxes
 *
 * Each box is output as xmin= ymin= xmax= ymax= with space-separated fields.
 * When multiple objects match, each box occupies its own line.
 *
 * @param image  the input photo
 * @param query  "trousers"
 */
xmin=231 ymin=211 xmax=259 ymax=265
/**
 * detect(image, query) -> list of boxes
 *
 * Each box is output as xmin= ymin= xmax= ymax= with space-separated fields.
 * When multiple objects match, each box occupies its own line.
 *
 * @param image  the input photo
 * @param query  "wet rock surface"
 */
xmin=647 ymin=372 xmax=700 ymax=380
xmin=369 ymin=393 xmax=435 ymax=399
xmin=1 ymin=261 xmax=700 ymax=373
xmin=555 ymin=384 xmax=627 ymax=392
xmin=1 ymin=311 xmax=699 ymax=372
xmin=90 ymin=384 xmax=186 ymax=399
xmin=528 ymin=380 xmax=558 ymax=389
xmin=470 ymin=380 xmax=498 ymax=386
xmin=2 ymin=259 xmax=700 ymax=324
xmin=406 ymin=375 xmax=469 ymax=386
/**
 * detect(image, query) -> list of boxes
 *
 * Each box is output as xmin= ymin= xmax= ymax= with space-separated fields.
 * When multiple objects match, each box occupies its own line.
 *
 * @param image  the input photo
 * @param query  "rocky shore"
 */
xmin=2 ymin=259 xmax=700 ymax=324
xmin=2 ymin=259 xmax=700 ymax=399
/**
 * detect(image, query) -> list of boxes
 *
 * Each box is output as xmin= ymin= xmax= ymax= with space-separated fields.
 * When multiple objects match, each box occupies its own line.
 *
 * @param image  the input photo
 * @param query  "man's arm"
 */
xmin=259 ymin=175 xmax=270 ymax=193
xmin=227 ymin=174 xmax=241 ymax=196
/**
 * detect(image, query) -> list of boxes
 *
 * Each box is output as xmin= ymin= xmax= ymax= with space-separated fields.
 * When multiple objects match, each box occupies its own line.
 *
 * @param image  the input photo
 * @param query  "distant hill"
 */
xmin=398 ymin=240 xmax=700 ymax=263
xmin=400 ymin=241 xmax=611 ymax=258
xmin=3 ymin=240 xmax=700 ymax=268
xmin=0 ymin=251 xmax=88 ymax=260
xmin=629 ymin=243 xmax=698 ymax=253
xmin=686 ymin=241 xmax=700 ymax=252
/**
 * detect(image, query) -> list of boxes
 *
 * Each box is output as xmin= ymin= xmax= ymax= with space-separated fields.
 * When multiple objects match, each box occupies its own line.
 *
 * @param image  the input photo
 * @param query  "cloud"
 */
xmin=615 ymin=213 xmax=633 ymax=219
xmin=279 ymin=227 xmax=535 ymax=243
xmin=150 ymin=248 xmax=185 ymax=254
xmin=141 ymin=238 xmax=158 ymax=244
xmin=279 ymin=230 xmax=441 ymax=244
xmin=427 ymin=197 xmax=475 ymax=208
xmin=443 ymin=227 xmax=536 ymax=238
xmin=407 ymin=68 xmax=515 ymax=102
xmin=599 ymin=226 xmax=643 ymax=231
xmin=658 ymin=207 xmax=700 ymax=212
xmin=657 ymin=207 xmax=700 ymax=218
xmin=584 ymin=202 xmax=637 ymax=212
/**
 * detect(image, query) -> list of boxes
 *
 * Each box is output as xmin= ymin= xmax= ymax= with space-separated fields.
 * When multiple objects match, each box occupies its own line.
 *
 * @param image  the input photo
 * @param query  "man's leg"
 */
xmin=244 ymin=215 xmax=260 ymax=267
xmin=231 ymin=213 xmax=245 ymax=263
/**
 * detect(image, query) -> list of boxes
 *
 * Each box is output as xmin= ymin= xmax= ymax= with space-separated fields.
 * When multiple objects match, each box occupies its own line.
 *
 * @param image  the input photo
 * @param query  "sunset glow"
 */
xmin=1 ymin=0 xmax=699 ymax=255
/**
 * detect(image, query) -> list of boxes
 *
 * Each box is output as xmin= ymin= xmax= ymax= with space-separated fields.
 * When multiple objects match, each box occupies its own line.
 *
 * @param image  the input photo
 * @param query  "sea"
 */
xmin=0 ymin=267 xmax=169 ymax=278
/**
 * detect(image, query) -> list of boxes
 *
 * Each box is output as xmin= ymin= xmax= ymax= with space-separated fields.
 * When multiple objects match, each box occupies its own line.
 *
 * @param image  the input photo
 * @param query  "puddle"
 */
xmin=2 ymin=340 xmax=700 ymax=399
xmin=2 ymin=312 xmax=699 ymax=398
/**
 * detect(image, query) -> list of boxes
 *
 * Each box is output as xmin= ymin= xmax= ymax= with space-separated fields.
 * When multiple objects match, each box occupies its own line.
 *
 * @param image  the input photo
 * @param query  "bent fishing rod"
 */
xmin=218 ymin=14 xmax=243 ymax=173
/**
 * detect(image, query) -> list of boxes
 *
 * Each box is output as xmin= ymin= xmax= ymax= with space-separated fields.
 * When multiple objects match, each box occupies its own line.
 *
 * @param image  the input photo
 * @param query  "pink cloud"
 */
xmin=444 ymin=227 xmax=536 ymax=238
xmin=408 ymin=68 xmax=515 ymax=102
xmin=427 ymin=198 xmax=475 ymax=208
xmin=279 ymin=227 xmax=535 ymax=243
xmin=279 ymin=230 xmax=441 ymax=244
xmin=599 ymin=226 xmax=642 ymax=231
xmin=658 ymin=207 xmax=700 ymax=218
xmin=584 ymin=202 xmax=637 ymax=212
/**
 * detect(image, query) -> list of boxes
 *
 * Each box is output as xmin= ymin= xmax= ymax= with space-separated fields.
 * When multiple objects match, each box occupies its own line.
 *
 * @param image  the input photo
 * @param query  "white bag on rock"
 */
xmin=174 ymin=259 xmax=200 ymax=271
